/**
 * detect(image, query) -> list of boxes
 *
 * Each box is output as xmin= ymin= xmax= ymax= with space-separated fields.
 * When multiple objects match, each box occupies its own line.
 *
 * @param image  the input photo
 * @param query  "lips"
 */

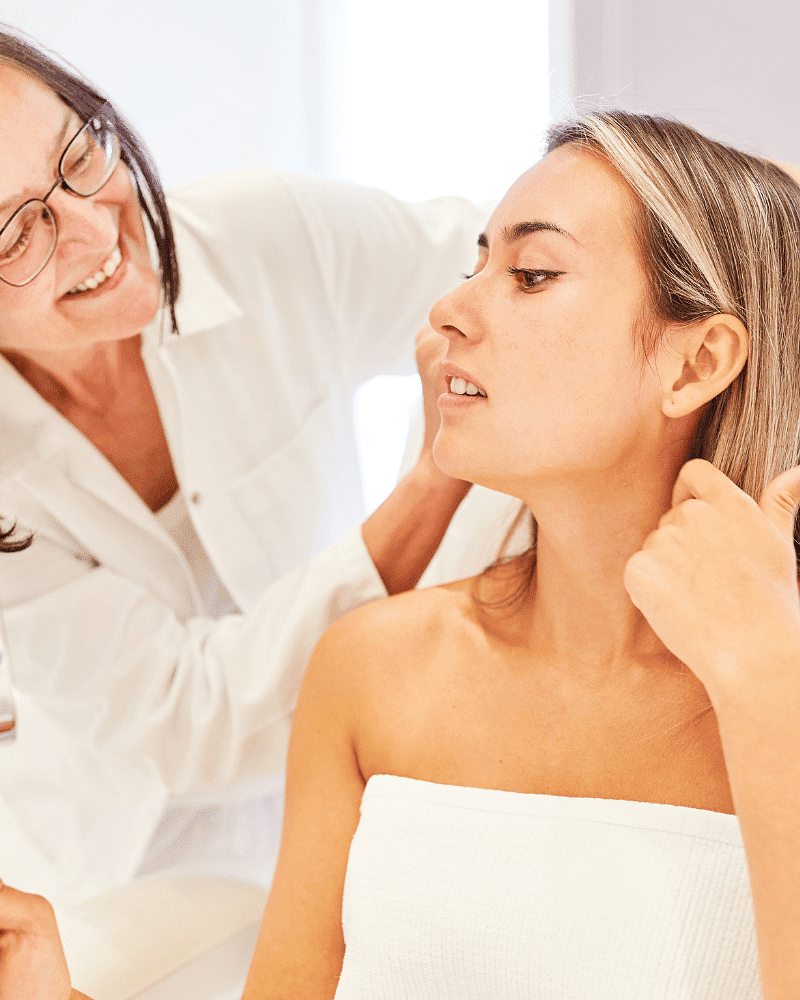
xmin=65 ymin=245 xmax=122 ymax=296
xmin=440 ymin=361 xmax=487 ymax=398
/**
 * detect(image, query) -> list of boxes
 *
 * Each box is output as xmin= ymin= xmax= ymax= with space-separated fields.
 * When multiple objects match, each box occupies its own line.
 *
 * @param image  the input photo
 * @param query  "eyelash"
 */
xmin=506 ymin=266 xmax=561 ymax=290
xmin=460 ymin=267 xmax=562 ymax=290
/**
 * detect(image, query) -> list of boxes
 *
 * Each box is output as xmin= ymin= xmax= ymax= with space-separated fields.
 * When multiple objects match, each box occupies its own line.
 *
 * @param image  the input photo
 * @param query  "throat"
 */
xmin=3 ymin=337 xmax=138 ymax=415
xmin=5 ymin=339 xmax=179 ymax=512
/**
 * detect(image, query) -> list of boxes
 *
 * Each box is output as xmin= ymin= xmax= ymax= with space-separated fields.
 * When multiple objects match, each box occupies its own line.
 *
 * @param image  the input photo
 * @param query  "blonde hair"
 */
xmin=483 ymin=110 xmax=800 ymax=602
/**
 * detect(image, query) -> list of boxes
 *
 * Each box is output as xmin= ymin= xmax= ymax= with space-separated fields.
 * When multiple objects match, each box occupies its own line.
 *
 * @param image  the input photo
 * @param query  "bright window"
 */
xmin=340 ymin=0 xmax=550 ymax=510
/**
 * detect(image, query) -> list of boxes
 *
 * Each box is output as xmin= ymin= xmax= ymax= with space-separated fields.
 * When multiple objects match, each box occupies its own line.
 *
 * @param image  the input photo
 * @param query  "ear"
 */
xmin=660 ymin=314 xmax=748 ymax=419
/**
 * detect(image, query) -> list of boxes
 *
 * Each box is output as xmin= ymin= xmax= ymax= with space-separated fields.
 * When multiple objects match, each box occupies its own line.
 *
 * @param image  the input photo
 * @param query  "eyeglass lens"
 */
xmin=0 ymin=117 xmax=120 ymax=287
xmin=61 ymin=118 xmax=119 ymax=196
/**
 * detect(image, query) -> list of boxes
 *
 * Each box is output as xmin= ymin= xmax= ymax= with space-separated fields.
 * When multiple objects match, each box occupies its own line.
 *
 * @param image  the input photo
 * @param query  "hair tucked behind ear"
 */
xmin=479 ymin=109 xmax=800 ymax=609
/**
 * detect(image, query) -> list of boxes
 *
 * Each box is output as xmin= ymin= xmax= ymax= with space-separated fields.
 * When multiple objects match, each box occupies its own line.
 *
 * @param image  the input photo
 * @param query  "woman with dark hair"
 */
xmin=0 ymin=26 xmax=486 ymax=904
xmin=3 ymin=110 xmax=800 ymax=1000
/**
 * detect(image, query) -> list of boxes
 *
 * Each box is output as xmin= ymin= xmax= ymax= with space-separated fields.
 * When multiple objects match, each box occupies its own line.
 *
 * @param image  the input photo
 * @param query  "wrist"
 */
xmin=707 ymin=629 xmax=800 ymax=721
xmin=361 ymin=453 xmax=472 ymax=595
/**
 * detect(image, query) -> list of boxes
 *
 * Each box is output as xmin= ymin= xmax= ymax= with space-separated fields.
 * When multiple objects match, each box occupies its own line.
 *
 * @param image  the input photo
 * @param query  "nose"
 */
xmin=429 ymin=276 xmax=482 ymax=344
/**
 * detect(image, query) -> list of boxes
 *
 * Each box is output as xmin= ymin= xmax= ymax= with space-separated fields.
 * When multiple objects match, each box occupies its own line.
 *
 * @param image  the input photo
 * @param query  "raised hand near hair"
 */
xmin=0 ymin=881 xmax=90 ymax=1000
xmin=623 ymin=458 xmax=800 ymax=709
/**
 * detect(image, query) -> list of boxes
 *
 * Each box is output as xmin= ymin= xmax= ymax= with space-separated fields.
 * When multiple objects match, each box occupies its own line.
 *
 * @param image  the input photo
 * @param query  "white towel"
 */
xmin=335 ymin=774 xmax=761 ymax=999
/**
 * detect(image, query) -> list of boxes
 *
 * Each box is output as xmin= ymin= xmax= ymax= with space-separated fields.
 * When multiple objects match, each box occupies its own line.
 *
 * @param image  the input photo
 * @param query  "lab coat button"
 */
xmin=191 ymin=492 xmax=202 ymax=505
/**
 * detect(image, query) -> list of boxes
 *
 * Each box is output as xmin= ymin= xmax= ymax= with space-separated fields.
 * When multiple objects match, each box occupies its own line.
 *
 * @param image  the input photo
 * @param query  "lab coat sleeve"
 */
xmin=168 ymin=171 xmax=491 ymax=387
xmin=2 ymin=525 xmax=384 ymax=798
xmin=289 ymin=178 xmax=490 ymax=382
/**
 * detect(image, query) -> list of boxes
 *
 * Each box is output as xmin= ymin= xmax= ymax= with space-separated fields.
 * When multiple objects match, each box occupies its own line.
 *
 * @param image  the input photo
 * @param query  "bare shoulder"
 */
xmin=313 ymin=576 xmax=479 ymax=677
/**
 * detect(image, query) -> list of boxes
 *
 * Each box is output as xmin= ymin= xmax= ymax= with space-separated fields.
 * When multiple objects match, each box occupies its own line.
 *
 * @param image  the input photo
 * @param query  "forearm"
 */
xmin=715 ymin=648 xmax=800 ymax=998
xmin=362 ymin=454 xmax=470 ymax=594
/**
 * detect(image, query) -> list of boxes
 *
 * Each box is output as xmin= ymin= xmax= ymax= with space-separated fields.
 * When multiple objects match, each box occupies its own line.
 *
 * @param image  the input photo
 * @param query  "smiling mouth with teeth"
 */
xmin=66 ymin=246 xmax=122 ymax=295
xmin=449 ymin=376 xmax=486 ymax=397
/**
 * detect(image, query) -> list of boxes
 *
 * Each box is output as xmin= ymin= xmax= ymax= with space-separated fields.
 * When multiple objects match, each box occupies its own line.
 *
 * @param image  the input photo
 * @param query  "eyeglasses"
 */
xmin=0 ymin=113 xmax=121 ymax=287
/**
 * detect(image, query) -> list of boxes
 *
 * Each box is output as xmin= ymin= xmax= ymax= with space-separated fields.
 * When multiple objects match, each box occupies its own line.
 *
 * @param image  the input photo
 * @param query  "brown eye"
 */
xmin=506 ymin=267 xmax=561 ymax=289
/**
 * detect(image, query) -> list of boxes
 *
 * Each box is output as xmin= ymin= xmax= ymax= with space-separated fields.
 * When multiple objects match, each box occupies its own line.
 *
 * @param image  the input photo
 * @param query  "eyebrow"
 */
xmin=477 ymin=220 xmax=581 ymax=250
xmin=0 ymin=108 xmax=76 ymax=221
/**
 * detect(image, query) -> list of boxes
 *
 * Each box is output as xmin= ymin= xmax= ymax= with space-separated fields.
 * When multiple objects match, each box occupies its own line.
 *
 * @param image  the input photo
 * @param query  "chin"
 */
xmin=433 ymin=447 xmax=490 ymax=492
xmin=431 ymin=439 xmax=467 ymax=481
xmin=113 ymin=273 xmax=161 ymax=335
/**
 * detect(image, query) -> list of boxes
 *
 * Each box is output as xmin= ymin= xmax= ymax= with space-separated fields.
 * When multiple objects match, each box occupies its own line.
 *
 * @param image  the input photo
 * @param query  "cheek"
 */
xmin=499 ymin=332 xmax=655 ymax=463
xmin=0 ymin=279 xmax=59 ymax=349
xmin=101 ymin=165 xmax=147 ymax=241
xmin=104 ymin=161 xmax=136 ymax=203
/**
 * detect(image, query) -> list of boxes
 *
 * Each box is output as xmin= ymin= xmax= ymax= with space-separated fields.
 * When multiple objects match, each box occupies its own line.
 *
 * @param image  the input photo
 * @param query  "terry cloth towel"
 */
xmin=335 ymin=774 xmax=761 ymax=999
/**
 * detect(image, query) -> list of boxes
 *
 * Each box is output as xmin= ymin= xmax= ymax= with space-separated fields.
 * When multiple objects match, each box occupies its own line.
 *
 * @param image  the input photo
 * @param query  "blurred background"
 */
xmin=3 ymin=0 xmax=797 ymax=509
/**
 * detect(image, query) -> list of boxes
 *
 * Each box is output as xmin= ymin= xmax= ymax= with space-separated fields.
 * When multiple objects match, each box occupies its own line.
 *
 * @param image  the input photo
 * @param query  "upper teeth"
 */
xmin=68 ymin=246 xmax=122 ymax=295
xmin=450 ymin=376 xmax=485 ymax=397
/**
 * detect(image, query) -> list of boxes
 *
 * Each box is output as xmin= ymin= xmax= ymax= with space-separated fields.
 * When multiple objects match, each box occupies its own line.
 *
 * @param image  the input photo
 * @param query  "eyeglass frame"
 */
xmin=0 ymin=110 xmax=121 ymax=287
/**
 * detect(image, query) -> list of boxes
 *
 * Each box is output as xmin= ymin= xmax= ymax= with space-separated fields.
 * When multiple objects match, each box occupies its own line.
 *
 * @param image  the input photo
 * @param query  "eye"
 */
xmin=63 ymin=134 xmax=97 ymax=178
xmin=506 ymin=266 xmax=562 ymax=290
xmin=0 ymin=216 xmax=35 ymax=263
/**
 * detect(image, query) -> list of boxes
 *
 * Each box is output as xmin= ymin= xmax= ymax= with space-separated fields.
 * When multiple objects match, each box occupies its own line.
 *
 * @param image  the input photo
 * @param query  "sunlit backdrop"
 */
xmin=0 ymin=0 xmax=549 ymax=511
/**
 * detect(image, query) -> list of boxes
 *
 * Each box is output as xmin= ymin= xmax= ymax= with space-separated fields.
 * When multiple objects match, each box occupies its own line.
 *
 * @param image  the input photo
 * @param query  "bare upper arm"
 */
xmin=242 ymin=585 xmax=467 ymax=999
xmin=242 ymin=614 xmax=367 ymax=1000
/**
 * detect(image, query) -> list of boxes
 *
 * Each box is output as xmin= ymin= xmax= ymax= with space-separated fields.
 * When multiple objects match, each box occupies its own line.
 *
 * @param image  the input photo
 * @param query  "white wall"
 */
xmin=2 ymin=0 xmax=550 ymax=199
xmin=550 ymin=0 xmax=800 ymax=163
xmin=0 ymin=0 xmax=342 ymax=187
xmin=336 ymin=0 xmax=549 ymax=204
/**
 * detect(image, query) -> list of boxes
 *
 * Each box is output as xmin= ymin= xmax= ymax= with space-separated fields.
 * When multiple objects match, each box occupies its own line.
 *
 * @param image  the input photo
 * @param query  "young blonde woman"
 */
xmin=4 ymin=111 xmax=800 ymax=999
xmin=243 ymin=113 xmax=800 ymax=999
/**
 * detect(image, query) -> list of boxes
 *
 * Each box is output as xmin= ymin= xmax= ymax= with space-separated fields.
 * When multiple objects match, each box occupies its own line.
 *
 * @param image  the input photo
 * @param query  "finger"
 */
xmin=758 ymin=464 xmax=800 ymax=540
xmin=659 ymin=497 xmax=707 ymax=530
xmin=414 ymin=325 xmax=447 ymax=369
xmin=671 ymin=458 xmax=739 ymax=508
xmin=0 ymin=883 xmax=54 ymax=935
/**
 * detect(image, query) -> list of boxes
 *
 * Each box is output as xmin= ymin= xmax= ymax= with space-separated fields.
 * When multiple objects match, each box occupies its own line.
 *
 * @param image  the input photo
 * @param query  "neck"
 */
xmin=3 ymin=336 xmax=141 ymax=414
xmin=517 ymin=451 xmax=689 ymax=672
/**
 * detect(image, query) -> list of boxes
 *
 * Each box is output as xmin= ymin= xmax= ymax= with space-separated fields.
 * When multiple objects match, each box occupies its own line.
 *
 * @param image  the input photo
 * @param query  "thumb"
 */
xmin=758 ymin=464 xmax=800 ymax=539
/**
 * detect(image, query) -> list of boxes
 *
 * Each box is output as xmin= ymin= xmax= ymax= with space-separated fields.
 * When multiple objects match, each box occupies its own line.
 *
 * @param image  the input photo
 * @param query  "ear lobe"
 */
xmin=661 ymin=314 xmax=748 ymax=419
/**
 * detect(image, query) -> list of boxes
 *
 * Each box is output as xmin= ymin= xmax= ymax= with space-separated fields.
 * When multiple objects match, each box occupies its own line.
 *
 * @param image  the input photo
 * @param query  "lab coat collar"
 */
xmin=0 ymin=354 xmax=203 ymax=616
xmin=142 ymin=209 xmax=244 ymax=349
xmin=13 ymin=454 xmax=202 ymax=617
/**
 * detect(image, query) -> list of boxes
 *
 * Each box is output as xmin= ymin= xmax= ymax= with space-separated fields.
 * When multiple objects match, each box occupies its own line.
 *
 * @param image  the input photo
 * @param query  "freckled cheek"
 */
xmin=502 ymin=325 xmax=593 ymax=395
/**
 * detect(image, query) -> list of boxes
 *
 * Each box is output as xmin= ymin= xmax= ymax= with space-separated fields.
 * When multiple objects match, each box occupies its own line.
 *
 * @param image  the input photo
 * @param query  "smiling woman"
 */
xmin=0 ymin=70 xmax=160 ymax=351
xmin=0 ymin=23 xmax=488 ymax=917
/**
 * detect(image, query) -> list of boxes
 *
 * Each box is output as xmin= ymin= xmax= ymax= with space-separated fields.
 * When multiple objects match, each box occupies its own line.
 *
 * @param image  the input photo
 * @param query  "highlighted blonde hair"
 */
xmin=485 ymin=110 xmax=800 ymax=604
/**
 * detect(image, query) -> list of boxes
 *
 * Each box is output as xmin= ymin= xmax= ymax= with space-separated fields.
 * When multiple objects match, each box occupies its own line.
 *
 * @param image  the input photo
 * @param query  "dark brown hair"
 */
xmin=0 ymin=24 xmax=180 ymax=333
xmin=0 ymin=521 xmax=31 ymax=552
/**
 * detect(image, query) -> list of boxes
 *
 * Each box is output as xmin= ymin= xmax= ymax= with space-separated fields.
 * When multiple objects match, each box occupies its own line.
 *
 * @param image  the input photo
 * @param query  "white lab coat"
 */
xmin=0 ymin=170 xmax=488 ymax=905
